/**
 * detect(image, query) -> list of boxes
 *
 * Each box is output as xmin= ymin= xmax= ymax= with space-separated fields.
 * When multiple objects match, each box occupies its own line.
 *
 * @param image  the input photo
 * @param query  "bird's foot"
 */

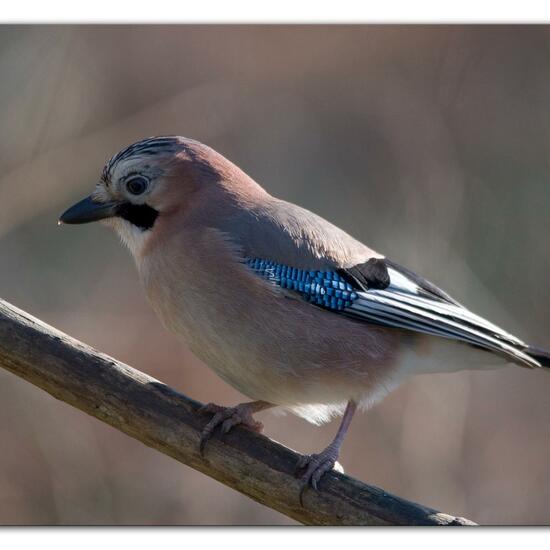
xmin=295 ymin=444 xmax=341 ymax=505
xmin=199 ymin=402 xmax=264 ymax=454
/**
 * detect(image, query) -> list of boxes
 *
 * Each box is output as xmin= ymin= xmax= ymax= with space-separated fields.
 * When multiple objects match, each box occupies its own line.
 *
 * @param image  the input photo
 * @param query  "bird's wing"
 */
xmin=211 ymin=197 xmax=538 ymax=367
xmin=244 ymin=256 xmax=540 ymax=368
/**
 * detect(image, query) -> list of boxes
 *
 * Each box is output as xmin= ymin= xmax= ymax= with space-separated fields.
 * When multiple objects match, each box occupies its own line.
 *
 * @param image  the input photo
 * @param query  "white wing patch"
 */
xmin=386 ymin=267 xmax=422 ymax=295
xmin=345 ymin=267 xmax=539 ymax=368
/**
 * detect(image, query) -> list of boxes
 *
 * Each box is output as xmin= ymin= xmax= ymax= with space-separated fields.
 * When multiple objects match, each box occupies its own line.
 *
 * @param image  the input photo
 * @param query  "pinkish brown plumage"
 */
xmin=59 ymin=136 xmax=550 ymax=496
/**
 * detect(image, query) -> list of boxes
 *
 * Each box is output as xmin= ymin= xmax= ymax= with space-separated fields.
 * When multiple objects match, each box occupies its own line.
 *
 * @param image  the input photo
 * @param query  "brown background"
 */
xmin=1 ymin=25 xmax=550 ymax=525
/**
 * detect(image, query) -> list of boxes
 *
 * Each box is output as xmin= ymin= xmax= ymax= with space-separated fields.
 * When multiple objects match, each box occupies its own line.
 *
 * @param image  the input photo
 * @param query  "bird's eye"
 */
xmin=126 ymin=176 xmax=149 ymax=196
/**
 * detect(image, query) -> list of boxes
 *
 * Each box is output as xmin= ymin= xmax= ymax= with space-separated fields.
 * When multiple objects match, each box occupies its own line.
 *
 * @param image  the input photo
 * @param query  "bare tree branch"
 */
xmin=0 ymin=298 xmax=475 ymax=526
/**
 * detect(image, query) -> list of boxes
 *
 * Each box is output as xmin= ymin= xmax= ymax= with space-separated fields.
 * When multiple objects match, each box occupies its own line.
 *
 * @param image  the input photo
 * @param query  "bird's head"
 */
xmin=59 ymin=136 xmax=259 ymax=255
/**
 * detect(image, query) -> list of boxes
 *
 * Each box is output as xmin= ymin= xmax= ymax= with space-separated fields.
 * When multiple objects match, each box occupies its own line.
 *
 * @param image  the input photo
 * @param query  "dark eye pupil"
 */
xmin=126 ymin=177 xmax=147 ymax=195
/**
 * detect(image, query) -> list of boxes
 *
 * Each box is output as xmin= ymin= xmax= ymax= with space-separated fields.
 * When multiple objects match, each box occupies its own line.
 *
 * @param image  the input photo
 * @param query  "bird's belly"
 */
xmin=144 ymin=266 xmax=406 ymax=419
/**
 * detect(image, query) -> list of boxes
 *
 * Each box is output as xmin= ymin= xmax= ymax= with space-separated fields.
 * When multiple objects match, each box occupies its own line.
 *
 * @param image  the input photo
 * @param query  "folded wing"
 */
xmin=245 ymin=256 xmax=540 ymax=369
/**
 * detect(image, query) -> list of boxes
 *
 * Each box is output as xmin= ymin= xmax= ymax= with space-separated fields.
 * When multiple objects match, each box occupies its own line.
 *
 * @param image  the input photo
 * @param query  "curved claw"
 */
xmin=299 ymin=483 xmax=308 ymax=507
xmin=198 ymin=402 xmax=264 ymax=455
xmin=199 ymin=412 xmax=223 ymax=454
xmin=295 ymin=448 xmax=339 ymax=506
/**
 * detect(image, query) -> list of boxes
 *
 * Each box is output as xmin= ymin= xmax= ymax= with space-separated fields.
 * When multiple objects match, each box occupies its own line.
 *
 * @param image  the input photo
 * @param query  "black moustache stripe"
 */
xmin=116 ymin=202 xmax=159 ymax=230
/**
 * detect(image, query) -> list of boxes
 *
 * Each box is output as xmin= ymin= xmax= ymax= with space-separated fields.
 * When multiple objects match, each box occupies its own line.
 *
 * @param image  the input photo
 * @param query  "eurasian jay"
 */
xmin=59 ymin=136 xmax=550 ymax=496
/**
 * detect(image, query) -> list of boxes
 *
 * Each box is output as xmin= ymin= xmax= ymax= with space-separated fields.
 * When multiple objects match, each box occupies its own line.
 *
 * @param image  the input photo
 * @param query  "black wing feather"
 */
xmin=339 ymin=257 xmax=538 ymax=368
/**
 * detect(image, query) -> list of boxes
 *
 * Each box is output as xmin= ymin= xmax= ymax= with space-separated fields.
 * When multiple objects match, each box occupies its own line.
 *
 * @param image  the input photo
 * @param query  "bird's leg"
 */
xmin=199 ymin=400 xmax=274 ymax=454
xmin=296 ymin=400 xmax=357 ymax=503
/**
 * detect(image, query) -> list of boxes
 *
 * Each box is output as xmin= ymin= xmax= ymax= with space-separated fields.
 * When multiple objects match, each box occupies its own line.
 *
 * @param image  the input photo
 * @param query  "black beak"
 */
xmin=58 ymin=195 xmax=119 ymax=225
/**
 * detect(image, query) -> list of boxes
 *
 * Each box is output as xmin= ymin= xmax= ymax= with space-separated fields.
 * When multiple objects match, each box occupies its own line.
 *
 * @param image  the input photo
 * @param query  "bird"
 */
xmin=59 ymin=135 xmax=550 ymax=500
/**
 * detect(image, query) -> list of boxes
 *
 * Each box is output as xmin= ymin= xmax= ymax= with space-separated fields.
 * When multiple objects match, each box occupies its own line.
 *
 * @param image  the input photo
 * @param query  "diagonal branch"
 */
xmin=0 ymin=298 xmax=475 ymax=526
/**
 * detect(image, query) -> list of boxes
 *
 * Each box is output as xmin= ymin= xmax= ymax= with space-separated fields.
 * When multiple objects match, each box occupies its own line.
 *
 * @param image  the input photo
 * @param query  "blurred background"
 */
xmin=0 ymin=24 xmax=550 ymax=525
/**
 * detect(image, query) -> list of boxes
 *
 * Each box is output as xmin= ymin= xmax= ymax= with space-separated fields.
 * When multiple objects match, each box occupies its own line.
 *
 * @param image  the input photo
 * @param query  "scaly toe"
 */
xmin=199 ymin=404 xmax=264 ymax=454
xmin=295 ymin=454 xmax=311 ymax=473
xmin=296 ymin=450 xmax=339 ymax=505
xmin=199 ymin=411 xmax=227 ymax=454
xmin=301 ymin=456 xmax=325 ymax=486
xmin=221 ymin=416 xmax=239 ymax=434
xmin=310 ymin=460 xmax=335 ymax=490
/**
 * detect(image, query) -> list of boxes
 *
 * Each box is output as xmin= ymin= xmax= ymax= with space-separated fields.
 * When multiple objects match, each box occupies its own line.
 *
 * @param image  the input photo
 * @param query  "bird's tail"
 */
xmin=526 ymin=345 xmax=550 ymax=368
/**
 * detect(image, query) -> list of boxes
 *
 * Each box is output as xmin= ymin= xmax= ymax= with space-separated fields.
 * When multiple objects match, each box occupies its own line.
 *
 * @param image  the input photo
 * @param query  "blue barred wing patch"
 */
xmin=245 ymin=258 xmax=358 ymax=311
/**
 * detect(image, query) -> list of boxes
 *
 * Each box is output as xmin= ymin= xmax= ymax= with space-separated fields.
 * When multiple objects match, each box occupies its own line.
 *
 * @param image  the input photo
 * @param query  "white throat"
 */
xmin=107 ymin=217 xmax=152 ymax=258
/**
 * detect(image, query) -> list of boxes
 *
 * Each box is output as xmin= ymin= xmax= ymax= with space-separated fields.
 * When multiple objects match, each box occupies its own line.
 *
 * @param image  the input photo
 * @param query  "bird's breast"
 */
xmin=137 ymin=226 xmax=406 ymax=408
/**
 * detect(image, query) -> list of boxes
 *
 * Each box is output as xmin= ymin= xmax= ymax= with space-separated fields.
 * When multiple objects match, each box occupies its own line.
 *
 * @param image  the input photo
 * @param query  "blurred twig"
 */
xmin=0 ymin=297 xmax=476 ymax=526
